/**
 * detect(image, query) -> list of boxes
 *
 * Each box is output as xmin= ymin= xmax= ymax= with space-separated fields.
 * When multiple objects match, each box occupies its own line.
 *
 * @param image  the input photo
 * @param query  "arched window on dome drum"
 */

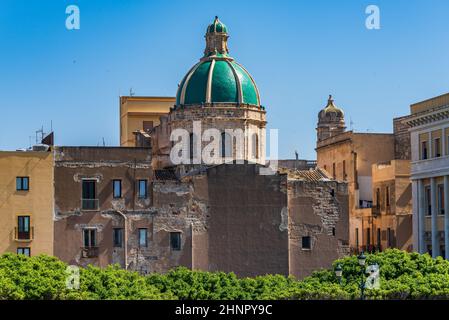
xmin=189 ymin=133 xmax=195 ymax=161
xmin=251 ymin=133 xmax=259 ymax=160
xmin=220 ymin=132 xmax=232 ymax=159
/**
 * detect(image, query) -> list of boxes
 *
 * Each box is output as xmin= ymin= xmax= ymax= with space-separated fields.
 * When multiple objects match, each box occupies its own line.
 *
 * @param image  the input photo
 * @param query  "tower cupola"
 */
xmin=317 ymin=95 xmax=346 ymax=142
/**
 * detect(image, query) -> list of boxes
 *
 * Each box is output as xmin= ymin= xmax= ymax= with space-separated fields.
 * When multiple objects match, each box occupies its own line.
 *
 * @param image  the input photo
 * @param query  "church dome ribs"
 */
xmin=175 ymin=17 xmax=260 ymax=107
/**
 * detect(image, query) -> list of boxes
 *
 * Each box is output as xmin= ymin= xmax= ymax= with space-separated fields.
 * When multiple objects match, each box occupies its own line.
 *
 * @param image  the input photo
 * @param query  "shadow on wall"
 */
xmin=396 ymin=183 xmax=412 ymax=209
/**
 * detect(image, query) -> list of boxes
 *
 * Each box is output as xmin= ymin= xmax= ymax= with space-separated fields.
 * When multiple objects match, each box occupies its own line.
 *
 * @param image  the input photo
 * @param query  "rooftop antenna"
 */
xmin=35 ymin=126 xmax=45 ymax=144
xmin=129 ymin=88 xmax=135 ymax=96
xmin=349 ymin=117 xmax=354 ymax=131
xmin=102 ymin=137 xmax=105 ymax=147
xmin=294 ymin=150 xmax=299 ymax=170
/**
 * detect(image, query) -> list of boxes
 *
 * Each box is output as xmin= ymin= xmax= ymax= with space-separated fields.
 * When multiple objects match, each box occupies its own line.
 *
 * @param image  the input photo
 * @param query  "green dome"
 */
xmin=176 ymin=17 xmax=260 ymax=107
xmin=207 ymin=16 xmax=228 ymax=34
xmin=176 ymin=59 xmax=260 ymax=106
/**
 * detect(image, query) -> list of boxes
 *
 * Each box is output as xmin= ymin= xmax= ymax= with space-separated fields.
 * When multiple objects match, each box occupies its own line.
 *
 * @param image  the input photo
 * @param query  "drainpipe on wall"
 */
xmin=116 ymin=210 xmax=128 ymax=270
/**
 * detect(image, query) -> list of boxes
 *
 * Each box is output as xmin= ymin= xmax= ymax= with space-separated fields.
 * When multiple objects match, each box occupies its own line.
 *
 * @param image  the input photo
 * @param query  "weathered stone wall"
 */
xmin=393 ymin=116 xmax=411 ymax=160
xmin=54 ymin=148 xmax=349 ymax=278
xmin=53 ymin=147 xmax=154 ymax=269
xmin=205 ymin=164 xmax=290 ymax=277
xmin=287 ymin=179 xmax=349 ymax=278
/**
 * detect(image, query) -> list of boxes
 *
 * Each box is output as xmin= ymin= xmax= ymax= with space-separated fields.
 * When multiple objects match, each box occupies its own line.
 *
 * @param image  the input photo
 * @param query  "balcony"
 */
xmin=81 ymin=198 xmax=99 ymax=210
xmin=411 ymin=155 xmax=449 ymax=179
xmin=14 ymin=227 xmax=34 ymax=242
xmin=81 ymin=246 xmax=99 ymax=258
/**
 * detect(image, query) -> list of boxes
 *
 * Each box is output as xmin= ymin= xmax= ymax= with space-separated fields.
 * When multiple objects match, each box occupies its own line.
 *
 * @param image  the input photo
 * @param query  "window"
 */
xmin=189 ymin=133 xmax=195 ymax=161
xmin=355 ymin=228 xmax=359 ymax=250
xmin=434 ymin=138 xmax=441 ymax=157
xmin=220 ymin=132 xmax=232 ymax=158
xmin=425 ymin=186 xmax=431 ymax=216
xmin=330 ymin=188 xmax=335 ymax=197
xmin=332 ymin=227 xmax=336 ymax=236
xmin=447 ymin=134 xmax=449 ymax=156
xmin=17 ymin=216 xmax=31 ymax=240
xmin=83 ymin=229 xmax=97 ymax=247
xmin=387 ymin=228 xmax=392 ymax=247
xmin=170 ymin=232 xmax=181 ymax=251
xmin=377 ymin=228 xmax=381 ymax=250
xmin=376 ymin=188 xmax=381 ymax=209
xmin=139 ymin=228 xmax=148 ymax=247
xmin=438 ymin=184 xmax=445 ymax=215
xmin=82 ymin=180 xmax=97 ymax=210
xmin=143 ymin=121 xmax=154 ymax=132
xmin=113 ymin=179 xmax=122 ymax=198
xmin=366 ymin=228 xmax=371 ymax=247
xmin=17 ymin=247 xmax=30 ymax=257
xmin=301 ymin=236 xmax=311 ymax=249
xmin=16 ymin=177 xmax=29 ymax=191
xmin=113 ymin=228 xmax=123 ymax=247
xmin=386 ymin=186 xmax=390 ymax=207
xmin=251 ymin=133 xmax=259 ymax=160
xmin=421 ymin=141 xmax=428 ymax=160
xmin=138 ymin=180 xmax=148 ymax=199
xmin=342 ymin=160 xmax=346 ymax=180
xmin=332 ymin=163 xmax=336 ymax=179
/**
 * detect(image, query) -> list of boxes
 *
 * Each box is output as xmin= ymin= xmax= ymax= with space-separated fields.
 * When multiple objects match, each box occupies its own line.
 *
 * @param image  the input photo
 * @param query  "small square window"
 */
xmin=17 ymin=247 xmax=30 ymax=257
xmin=138 ymin=180 xmax=148 ymax=199
xmin=139 ymin=228 xmax=148 ymax=247
xmin=302 ymin=236 xmax=311 ymax=250
xmin=16 ymin=177 xmax=29 ymax=191
xmin=113 ymin=180 xmax=122 ymax=198
xmin=170 ymin=232 xmax=181 ymax=251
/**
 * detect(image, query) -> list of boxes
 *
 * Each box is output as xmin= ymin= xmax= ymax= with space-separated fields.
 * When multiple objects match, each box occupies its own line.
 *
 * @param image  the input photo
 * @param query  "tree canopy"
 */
xmin=1 ymin=249 xmax=449 ymax=300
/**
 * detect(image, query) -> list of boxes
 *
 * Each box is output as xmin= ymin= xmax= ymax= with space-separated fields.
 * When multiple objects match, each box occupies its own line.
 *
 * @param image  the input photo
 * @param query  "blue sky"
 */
xmin=1 ymin=0 xmax=448 ymax=159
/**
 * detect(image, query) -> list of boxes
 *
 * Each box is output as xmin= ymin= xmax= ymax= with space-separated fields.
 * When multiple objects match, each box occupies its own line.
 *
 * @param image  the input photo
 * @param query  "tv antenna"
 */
xmin=129 ymin=88 xmax=135 ymax=96
xmin=349 ymin=117 xmax=354 ymax=131
xmin=35 ymin=126 xmax=45 ymax=144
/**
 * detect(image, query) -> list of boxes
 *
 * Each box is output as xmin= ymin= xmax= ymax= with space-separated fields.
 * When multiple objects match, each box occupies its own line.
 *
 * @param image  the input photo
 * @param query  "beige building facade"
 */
xmin=0 ymin=150 xmax=54 ymax=257
xmin=371 ymin=160 xmax=412 ymax=251
xmin=316 ymin=96 xmax=413 ymax=252
xmin=120 ymin=96 xmax=174 ymax=147
xmin=406 ymin=93 xmax=449 ymax=259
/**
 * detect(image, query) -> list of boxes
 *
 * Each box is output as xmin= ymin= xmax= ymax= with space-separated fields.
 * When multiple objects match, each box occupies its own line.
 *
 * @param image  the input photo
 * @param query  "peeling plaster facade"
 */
xmin=53 ymin=147 xmax=349 ymax=279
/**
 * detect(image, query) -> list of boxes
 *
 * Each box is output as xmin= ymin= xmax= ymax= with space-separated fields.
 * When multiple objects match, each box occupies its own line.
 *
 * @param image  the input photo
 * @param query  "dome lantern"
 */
xmin=204 ymin=16 xmax=229 ymax=57
xmin=176 ymin=17 xmax=261 ymax=107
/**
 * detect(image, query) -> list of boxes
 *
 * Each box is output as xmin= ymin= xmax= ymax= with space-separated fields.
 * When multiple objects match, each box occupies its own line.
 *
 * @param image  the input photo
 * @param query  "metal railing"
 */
xmin=81 ymin=246 xmax=99 ymax=258
xmin=14 ymin=227 xmax=34 ymax=241
xmin=81 ymin=199 xmax=99 ymax=210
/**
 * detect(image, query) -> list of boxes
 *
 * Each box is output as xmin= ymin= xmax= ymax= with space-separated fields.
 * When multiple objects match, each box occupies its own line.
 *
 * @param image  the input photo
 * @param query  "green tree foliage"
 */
xmin=1 ymin=249 xmax=449 ymax=300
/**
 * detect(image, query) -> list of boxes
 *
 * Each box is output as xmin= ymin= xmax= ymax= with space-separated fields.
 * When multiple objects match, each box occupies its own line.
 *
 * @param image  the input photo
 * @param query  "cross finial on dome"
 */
xmin=328 ymin=94 xmax=333 ymax=102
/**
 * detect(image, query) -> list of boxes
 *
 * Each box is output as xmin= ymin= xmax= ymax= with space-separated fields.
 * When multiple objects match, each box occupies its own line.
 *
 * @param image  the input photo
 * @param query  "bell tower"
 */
xmin=316 ymin=95 xmax=346 ymax=142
